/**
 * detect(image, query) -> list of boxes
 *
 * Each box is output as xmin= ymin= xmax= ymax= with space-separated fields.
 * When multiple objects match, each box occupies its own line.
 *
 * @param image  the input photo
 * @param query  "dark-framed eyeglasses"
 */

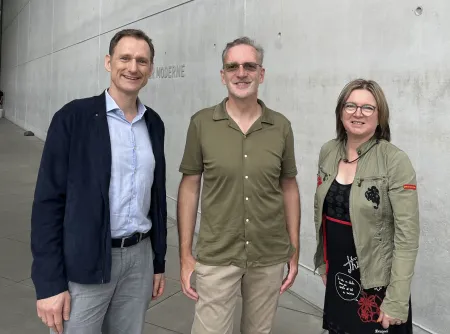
xmin=343 ymin=102 xmax=376 ymax=116
xmin=223 ymin=62 xmax=262 ymax=73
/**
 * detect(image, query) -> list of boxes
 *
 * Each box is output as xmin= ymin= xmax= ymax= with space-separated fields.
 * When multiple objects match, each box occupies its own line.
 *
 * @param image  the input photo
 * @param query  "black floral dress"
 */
xmin=322 ymin=179 xmax=412 ymax=334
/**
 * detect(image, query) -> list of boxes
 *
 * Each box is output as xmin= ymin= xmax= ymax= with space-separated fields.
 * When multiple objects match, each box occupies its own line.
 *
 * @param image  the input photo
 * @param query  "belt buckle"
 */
xmin=120 ymin=236 xmax=128 ymax=248
xmin=120 ymin=233 xmax=143 ymax=248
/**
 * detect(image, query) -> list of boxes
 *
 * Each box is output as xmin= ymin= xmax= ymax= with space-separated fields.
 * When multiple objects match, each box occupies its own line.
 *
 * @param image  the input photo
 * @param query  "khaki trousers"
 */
xmin=191 ymin=262 xmax=285 ymax=334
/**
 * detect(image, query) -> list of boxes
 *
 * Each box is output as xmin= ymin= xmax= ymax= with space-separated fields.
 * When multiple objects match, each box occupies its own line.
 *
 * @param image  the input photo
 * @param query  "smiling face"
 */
xmin=341 ymin=89 xmax=379 ymax=141
xmin=220 ymin=44 xmax=265 ymax=100
xmin=105 ymin=36 xmax=153 ymax=96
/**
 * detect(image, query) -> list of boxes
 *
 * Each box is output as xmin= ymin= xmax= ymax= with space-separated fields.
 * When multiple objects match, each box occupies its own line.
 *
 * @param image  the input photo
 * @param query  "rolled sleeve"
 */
xmin=179 ymin=118 xmax=203 ymax=175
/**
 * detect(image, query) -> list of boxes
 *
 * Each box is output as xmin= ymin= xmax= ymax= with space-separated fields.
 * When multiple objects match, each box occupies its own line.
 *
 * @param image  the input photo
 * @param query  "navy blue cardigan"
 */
xmin=31 ymin=92 xmax=167 ymax=299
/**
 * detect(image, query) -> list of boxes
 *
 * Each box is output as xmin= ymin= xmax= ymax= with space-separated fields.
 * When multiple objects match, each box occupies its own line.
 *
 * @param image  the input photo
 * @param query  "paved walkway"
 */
xmin=0 ymin=118 xmax=325 ymax=333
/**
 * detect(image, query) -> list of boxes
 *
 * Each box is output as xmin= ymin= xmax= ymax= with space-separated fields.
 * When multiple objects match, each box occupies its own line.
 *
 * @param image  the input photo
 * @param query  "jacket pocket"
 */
xmin=355 ymin=176 xmax=387 ymax=221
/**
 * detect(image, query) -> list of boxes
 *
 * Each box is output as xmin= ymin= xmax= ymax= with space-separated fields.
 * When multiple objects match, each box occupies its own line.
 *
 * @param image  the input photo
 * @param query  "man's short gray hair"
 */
xmin=221 ymin=37 xmax=264 ymax=65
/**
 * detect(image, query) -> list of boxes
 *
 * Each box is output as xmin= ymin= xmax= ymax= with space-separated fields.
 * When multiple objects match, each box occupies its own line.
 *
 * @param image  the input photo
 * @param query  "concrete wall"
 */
xmin=0 ymin=1 xmax=447 ymax=333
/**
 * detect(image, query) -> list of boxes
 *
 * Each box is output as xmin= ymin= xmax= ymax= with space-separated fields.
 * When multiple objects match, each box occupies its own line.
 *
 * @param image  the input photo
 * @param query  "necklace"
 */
xmin=343 ymin=140 xmax=380 ymax=164
xmin=343 ymin=156 xmax=360 ymax=164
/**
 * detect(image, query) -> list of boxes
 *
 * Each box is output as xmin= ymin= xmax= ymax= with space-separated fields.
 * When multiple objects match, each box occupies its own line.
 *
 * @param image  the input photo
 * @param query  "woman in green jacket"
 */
xmin=314 ymin=79 xmax=419 ymax=334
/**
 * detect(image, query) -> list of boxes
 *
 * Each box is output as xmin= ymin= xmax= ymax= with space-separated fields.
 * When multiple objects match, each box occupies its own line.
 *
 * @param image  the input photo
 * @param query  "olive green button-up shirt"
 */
xmin=179 ymin=98 xmax=297 ymax=268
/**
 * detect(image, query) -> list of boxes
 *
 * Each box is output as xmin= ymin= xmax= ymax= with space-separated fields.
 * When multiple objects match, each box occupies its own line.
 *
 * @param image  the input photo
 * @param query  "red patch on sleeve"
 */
xmin=403 ymin=184 xmax=417 ymax=190
xmin=317 ymin=175 xmax=323 ymax=187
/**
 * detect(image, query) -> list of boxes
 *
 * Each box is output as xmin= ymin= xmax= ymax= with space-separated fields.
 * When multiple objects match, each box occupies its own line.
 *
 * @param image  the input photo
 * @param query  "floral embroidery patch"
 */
xmin=365 ymin=186 xmax=380 ymax=209
xmin=357 ymin=291 xmax=382 ymax=323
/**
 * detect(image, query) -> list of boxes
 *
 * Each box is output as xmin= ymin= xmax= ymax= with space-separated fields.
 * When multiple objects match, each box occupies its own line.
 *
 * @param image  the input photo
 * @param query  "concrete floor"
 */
xmin=0 ymin=118 xmax=325 ymax=334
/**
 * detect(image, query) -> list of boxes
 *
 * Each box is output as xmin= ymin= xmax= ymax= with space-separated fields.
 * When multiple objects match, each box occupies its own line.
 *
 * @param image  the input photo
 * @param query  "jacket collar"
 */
xmin=90 ymin=91 xmax=108 ymax=117
xmin=339 ymin=136 xmax=380 ymax=161
xmin=212 ymin=97 xmax=274 ymax=125
xmin=92 ymin=90 xmax=151 ymax=120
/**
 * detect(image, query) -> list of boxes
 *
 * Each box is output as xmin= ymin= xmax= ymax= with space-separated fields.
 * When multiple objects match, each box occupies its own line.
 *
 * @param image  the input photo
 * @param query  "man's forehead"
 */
xmin=225 ymin=45 xmax=258 ymax=62
xmin=114 ymin=37 xmax=151 ymax=54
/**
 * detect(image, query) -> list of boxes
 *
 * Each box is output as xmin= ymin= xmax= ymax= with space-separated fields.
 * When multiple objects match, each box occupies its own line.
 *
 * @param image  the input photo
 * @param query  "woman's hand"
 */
xmin=377 ymin=311 xmax=404 ymax=329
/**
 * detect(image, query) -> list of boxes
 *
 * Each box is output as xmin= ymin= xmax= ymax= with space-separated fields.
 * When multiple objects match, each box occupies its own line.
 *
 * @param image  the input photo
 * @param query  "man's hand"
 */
xmin=152 ymin=274 xmax=165 ymax=300
xmin=280 ymin=254 xmax=299 ymax=294
xmin=180 ymin=254 xmax=198 ymax=301
xmin=377 ymin=311 xmax=404 ymax=329
xmin=36 ymin=291 xmax=71 ymax=334
xmin=321 ymin=274 xmax=327 ymax=286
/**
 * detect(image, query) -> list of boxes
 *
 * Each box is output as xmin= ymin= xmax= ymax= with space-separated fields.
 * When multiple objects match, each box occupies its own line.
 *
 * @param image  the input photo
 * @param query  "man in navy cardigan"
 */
xmin=31 ymin=29 xmax=167 ymax=334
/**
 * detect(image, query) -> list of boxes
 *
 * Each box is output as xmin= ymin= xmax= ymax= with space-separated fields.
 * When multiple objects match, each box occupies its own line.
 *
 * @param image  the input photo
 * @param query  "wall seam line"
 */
xmin=11 ymin=0 xmax=196 ymax=68
xmin=97 ymin=0 xmax=103 ymax=93
xmin=2 ymin=0 xmax=31 ymax=33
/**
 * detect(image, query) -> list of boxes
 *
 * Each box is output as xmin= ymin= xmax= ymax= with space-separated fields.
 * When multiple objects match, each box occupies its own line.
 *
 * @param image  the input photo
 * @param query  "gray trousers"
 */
xmin=53 ymin=237 xmax=154 ymax=334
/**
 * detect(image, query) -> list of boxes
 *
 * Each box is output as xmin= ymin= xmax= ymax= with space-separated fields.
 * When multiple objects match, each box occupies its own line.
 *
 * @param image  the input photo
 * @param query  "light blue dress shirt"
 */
xmin=105 ymin=89 xmax=155 ymax=239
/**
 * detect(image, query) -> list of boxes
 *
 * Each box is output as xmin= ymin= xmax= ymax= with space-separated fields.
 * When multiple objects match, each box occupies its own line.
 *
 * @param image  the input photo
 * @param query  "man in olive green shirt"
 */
xmin=177 ymin=37 xmax=301 ymax=334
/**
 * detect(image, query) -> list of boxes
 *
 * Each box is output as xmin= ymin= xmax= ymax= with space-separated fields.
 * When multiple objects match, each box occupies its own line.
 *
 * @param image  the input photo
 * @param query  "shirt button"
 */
xmin=246 ymin=219 xmax=249 ymax=222
xmin=244 ymin=154 xmax=248 ymax=158
xmin=246 ymin=241 xmax=249 ymax=245
xmin=357 ymin=150 xmax=362 ymax=155
xmin=245 ymin=176 xmax=249 ymax=179
xmin=245 ymin=197 xmax=249 ymax=201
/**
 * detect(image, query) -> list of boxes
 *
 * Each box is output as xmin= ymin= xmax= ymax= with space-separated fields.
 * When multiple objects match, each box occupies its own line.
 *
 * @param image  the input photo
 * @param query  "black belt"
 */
xmin=111 ymin=231 xmax=150 ymax=248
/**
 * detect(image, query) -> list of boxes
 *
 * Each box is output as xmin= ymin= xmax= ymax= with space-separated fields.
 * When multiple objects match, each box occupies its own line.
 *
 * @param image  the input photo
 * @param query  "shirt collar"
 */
xmin=213 ymin=97 xmax=274 ymax=125
xmin=105 ymin=89 xmax=146 ymax=115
